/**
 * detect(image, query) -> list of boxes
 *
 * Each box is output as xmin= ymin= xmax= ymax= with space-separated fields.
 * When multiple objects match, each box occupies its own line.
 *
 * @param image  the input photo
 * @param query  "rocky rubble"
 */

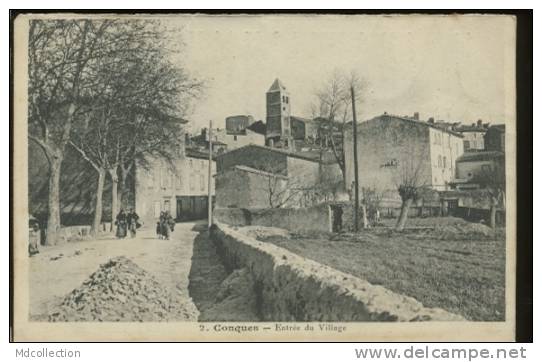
xmin=198 ymin=268 xmax=259 ymax=321
xmin=49 ymin=256 xmax=197 ymax=322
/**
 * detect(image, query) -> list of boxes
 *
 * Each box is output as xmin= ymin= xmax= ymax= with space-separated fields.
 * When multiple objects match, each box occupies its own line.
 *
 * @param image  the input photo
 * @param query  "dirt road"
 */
xmin=29 ymin=221 xmax=203 ymax=321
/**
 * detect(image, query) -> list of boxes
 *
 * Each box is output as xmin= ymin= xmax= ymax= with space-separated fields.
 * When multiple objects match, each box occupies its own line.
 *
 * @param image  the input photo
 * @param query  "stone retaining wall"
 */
xmin=214 ymin=205 xmax=332 ymax=233
xmin=210 ymin=222 xmax=464 ymax=322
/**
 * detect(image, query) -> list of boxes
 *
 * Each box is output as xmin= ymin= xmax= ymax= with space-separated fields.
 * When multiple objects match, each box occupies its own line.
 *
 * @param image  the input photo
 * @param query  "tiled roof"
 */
xmin=185 ymin=148 xmax=214 ymax=160
xmin=362 ymin=114 xmax=464 ymax=137
xmin=267 ymin=78 xmax=287 ymax=92
xmin=246 ymin=120 xmax=266 ymax=135
xmin=456 ymin=151 xmax=504 ymax=163
xmin=216 ymin=144 xmax=335 ymax=164
xmin=224 ymin=165 xmax=289 ymax=179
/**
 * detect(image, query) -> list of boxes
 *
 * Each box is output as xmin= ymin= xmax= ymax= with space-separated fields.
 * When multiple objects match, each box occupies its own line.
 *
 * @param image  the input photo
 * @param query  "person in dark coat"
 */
xmin=157 ymin=211 xmax=167 ymax=239
xmin=115 ymin=209 xmax=127 ymax=239
xmin=127 ymin=208 xmax=140 ymax=238
xmin=165 ymin=211 xmax=175 ymax=233
xmin=28 ymin=216 xmax=40 ymax=256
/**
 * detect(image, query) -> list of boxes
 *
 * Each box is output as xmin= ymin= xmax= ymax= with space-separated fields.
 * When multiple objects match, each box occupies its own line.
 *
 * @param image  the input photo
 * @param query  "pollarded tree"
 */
xmin=310 ymin=70 xmax=365 ymax=189
xmin=392 ymin=125 xmax=430 ymax=231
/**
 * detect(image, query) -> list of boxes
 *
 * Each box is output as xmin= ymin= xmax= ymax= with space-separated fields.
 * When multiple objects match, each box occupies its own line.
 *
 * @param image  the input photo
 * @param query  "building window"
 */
xmin=463 ymin=140 xmax=470 ymax=151
xmin=234 ymin=135 xmax=238 ymax=141
xmin=443 ymin=156 xmax=447 ymax=168
xmin=438 ymin=155 xmax=442 ymax=168
xmin=200 ymin=174 xmax=205 ymax=191
xmin=163 ymin=199 xmax=171 ymax=213
xmin=153 ymin=201 xmax=161 ymax=217
xmin=148 ymin=169 xmax=154 ymax=188
xmin=176 ymin=174 xmax=183 ymax=189
xmin=160 ymin=167 xmax=166 ymax=188
xmin=189 ymin=159 xmax=193 ymax=168
xmin=189 ymin=174 xmax=195 ymax=191
xmin=168 ymin=169 xmax=174 ymax=188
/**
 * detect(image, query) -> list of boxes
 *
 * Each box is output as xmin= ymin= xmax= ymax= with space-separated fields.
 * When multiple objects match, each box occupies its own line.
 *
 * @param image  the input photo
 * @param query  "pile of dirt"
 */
xmin=198 ymin=268 xmax=259 ymax=321
xmin=49 ymin=256 xmax=197 ymax=322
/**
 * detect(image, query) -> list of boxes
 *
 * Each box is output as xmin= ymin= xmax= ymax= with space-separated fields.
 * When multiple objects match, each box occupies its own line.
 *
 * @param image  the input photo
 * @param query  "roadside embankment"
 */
xmin=210 ymin=223 xmax=464 ymax=322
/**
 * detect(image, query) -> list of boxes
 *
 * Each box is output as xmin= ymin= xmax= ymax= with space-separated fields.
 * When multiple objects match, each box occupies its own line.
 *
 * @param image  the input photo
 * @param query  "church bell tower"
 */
xmin=265 ymin=78 xmax=292 ymax=148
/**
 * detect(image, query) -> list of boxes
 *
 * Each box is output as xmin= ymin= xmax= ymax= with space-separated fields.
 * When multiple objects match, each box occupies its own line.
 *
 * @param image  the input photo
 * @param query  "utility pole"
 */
xmin=351 ymin=86 xmax=360 ymax=232
xmin=208 ymin=120 xmax=213 ymax=228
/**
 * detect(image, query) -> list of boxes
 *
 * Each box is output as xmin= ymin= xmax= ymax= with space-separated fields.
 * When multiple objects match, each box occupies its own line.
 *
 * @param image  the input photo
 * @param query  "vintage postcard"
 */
xmin=12 ymin=12 xmax=517 ymax=341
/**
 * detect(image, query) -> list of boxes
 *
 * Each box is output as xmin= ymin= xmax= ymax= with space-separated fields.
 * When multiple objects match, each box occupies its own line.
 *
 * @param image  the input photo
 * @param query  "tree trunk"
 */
xmin=362 ymin=203 xmax=368 ymax=229
xmin=108 ymin=168 xmax=119 ymax=231
xmin=489 ymin=206 xmax=497 ymax=229
xmin=118 ymin=163 xmax=132 ymax=210
xmin=396 ymin=198 xmax=413 ymax=231
xmin=92 ymin=168 xmax=106 ymax=236
xmin=45 ymin=155 xmax=63 ymax=245
xmin=118 ymin=176 xmax=126 ymax=212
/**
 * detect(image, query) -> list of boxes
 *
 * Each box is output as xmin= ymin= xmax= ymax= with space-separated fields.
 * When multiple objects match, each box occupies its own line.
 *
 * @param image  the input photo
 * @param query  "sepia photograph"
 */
xmin=11 ymin=12 xmax=518 ymax=341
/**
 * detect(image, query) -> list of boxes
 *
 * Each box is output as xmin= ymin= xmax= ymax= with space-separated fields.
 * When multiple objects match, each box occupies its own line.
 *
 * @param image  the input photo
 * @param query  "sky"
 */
xmin=165 ymin=14 xmax=516 ymax=132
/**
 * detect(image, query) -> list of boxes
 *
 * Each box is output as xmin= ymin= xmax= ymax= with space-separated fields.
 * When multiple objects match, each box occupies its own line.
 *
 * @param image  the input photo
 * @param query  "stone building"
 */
xmin=456 ymin=120 xmax=489 ymax=151
xmin=452 ymin=151 xmax=505 ymax=190
xmin=344 ymin=113 xmax=465 ymax=195
xmin=291 ymin=116 xmax=319 ymax=142
xmin=134 ymin=148 xmax=216 ymax=225
xmin=225 ymin=115 xmax=255 ymax=134
xmin=199 ymin=126 xmax=265 ymax=153
xmin=484 ymin=124 xmax=506 ymax=152
xmin=215 ymin=144 xmax=343 ymax=208
xmin=265 ymin=78 xmax=292 ymax=148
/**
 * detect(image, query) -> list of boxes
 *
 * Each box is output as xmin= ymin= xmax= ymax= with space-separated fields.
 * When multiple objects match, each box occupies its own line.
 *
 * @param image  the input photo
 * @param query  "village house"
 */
xmin=134 ymin=147 xmax=216 ymax=225
xmin=456 ymin=120 xmax=489 ymax=151
xmin=484 ymin=124 xmax=506 ymax=152
xmin=220 ymin=115 xmax=266 ymax=149
xmin=215 ymin=144 xmax=344 ymax=209
xmin=344 ymin=113 xmax=465 ymax=197
xmin=451 ymin=150 xmax=505 ymax=190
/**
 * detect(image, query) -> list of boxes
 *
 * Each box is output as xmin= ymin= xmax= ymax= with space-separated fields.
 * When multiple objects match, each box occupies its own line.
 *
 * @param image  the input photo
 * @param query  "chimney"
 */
xmin=428 ymin=117 xmax=435 ymax=124
xmin=413 ymin=112 xmax=419 ymax=120
xmin=477 ymin=119 xmax=483 ymax=127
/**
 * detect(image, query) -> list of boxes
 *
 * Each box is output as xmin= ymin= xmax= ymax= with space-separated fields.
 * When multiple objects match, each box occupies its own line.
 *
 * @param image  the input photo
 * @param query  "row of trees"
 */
xmin=28 ymin=19 xmax=203 ymax=244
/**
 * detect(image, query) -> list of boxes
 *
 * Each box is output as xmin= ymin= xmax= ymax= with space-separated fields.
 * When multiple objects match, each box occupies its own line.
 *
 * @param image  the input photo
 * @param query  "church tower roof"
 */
xmin=267 ymin=78 xmax=287 ymax=93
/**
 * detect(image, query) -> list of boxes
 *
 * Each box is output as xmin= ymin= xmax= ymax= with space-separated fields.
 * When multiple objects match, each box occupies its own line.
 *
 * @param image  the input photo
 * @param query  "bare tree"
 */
xmin=28 ymin=19 xmax=115 ymax=244
xmin=68 ymin=20 xmax=202 ymax=234
xmin=392 ymin=129 xmax=430 ymax=231
xmin=472 ymin=158 xmax=506 ymax=228
xmin=311 ymin=70 xmax=364 ymax=188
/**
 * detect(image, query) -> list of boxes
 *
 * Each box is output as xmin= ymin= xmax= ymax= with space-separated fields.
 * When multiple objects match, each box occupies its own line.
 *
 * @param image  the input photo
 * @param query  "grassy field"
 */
xmin=259 ymin=219 xmax=505 ymax=321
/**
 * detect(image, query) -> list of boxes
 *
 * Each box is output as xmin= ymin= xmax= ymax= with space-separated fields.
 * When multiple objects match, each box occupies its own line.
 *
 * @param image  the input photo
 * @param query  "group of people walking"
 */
xmin=115 ymin=208 xmax=176 ymax=240
xmin=115 ymin=208 xmax=140 ymax=239
xmin=156 ymin=211 xmax=175 ymax=240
